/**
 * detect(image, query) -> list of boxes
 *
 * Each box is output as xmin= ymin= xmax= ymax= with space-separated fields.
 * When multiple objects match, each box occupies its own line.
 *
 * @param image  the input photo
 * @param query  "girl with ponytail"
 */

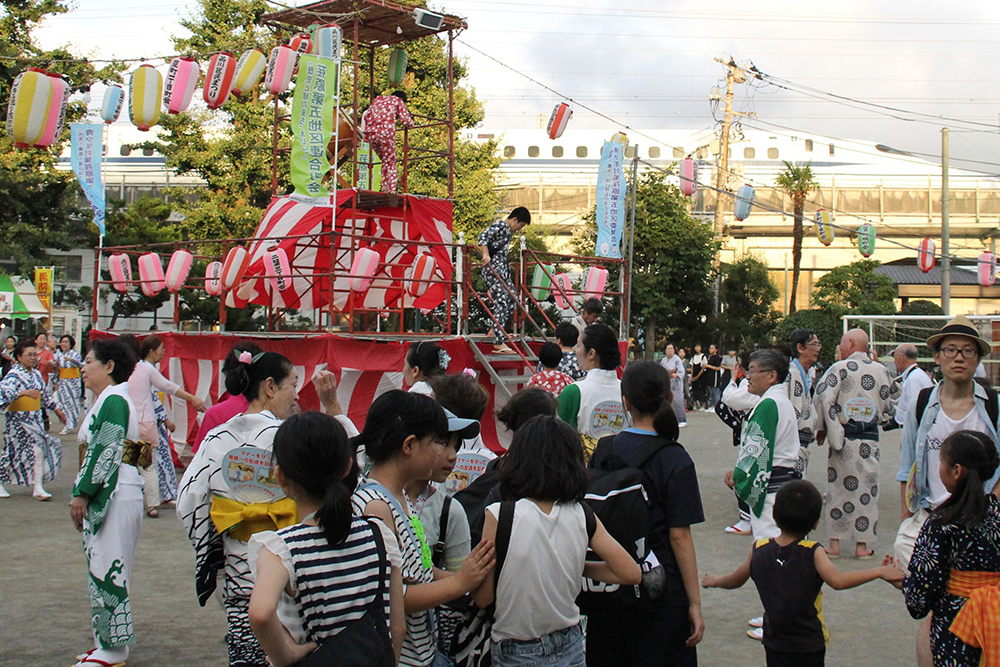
xmin=248 ymin=412 xmax=405 ymax=666
xmin=902 ymin=430 xmax=1000 ymax=667
xmin=585 ymin=361 xmax=706 ymax=667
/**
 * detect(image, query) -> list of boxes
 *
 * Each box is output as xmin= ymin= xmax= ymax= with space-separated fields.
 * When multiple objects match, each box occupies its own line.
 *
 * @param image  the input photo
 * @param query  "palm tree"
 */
xmin=776 ymin=161 xmax=819 ymax=313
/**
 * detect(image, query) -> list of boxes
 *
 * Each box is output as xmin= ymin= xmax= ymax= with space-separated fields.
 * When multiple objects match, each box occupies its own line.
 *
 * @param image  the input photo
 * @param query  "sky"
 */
xmin=31 ymin=0 xmax=1000 ymax=175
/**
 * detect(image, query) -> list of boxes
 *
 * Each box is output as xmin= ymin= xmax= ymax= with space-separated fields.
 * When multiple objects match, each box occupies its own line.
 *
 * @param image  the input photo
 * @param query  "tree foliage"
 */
xmin=773 ymin=308 xmax=843 ymax=366
xmin=712 ymin=254 xmax=780 ymax=350
xmin=775 ymin=161 xmax=818 ymax=314
xmin=812 ymin=259 xmax=898 ymax=315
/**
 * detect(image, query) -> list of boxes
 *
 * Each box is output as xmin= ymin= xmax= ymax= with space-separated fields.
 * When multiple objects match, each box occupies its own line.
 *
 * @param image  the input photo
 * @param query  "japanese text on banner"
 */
xmin=290 ymin=55 xmax=338 ymax=197
xmin=34 ymin=267 xmax=53 ymax=311
xmin=595 ymin=141 xmax=626 ymax=258
xmin=70 ymin=124 xmax=106 ymax=236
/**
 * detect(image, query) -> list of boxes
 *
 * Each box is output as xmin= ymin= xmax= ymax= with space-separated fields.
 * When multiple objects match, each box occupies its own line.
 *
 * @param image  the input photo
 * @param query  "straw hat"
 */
xmin=925 ymin=315 xmax=992 ymax=357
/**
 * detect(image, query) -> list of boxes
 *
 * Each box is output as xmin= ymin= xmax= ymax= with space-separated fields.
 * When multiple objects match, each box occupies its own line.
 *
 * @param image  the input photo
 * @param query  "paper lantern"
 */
xmin=264 ymin=46 xmax=296 ymax=95
xmin=108 ymin=254 xmax=133 ymax=292
xmin=584 ymin=267 xmax=609 ymax=300
xmin=232 ymin=49 xmax=266 ymax=96
xmin=7 ymin=69 xmax=53 ymax=148
xmin=204 ymin=261 xmax=223 ymax=296
xmin=553 ymin=273 xmax=573 ymax=309
xmin=349 ymin=247 xmax=379 ymax=292
xmin=165 ymin=250 xmax=193 ymax=292
xmin=546 ymin=103 xmax=572 ymax=141
xmin=530 ymin=263 xmax=554 ymax=301
xmin=288 ymin=33 xmax=312 ymax=55
xmin=734 ymin=184 xmax=755 ymax=221
xmin=129 ymin=64 xmax=162 ymax=131
xmin=917 ymin=238 xmax=936 ymax=274
xmin=163 ymin=56 xmax=200 ymax=114
xmin=979 ymin=252 xmax=996 ymax=287
xmin=388 ymin=48 xmax=408 ymax=86
xmin=679 ymin=158 xmax=698 ymax=197
xmin=264 ymin=246 xmax=292 ymax=293
xmin=857 ymin=223 xmax=876 ymax=258
xmin=36 ymin=72 xmax=70 ymax=147
xmin=221 ymin=246 xmax=250 ymax=291
xmin=405 ymin=253 xmax=436 ymax=297
xmin=311 ymin=24 xmax=342 ymax=60
xmin=138 ymin=252 xmax=165 ymax=297
xmin=814 ymin=210 xmax=834 ymax=246
xmin=610 ymin=132 xmax=627 ymax=145
xmin=203 ymin=52 xmax=236 ymax=110
xmin=100 ymin=84 xmax=124 ymax=124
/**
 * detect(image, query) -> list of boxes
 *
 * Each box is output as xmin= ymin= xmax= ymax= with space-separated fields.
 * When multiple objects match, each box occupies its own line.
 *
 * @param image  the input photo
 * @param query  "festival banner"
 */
xmin=290 ymin=54 xmax=338 ymax=196
xmin=595 ymin=141 xmax=626 ymax=258
xmin=34 ymin=267 xmax=53 ymax=311
xmin=70 ymin=123 xmax=106 ymax=235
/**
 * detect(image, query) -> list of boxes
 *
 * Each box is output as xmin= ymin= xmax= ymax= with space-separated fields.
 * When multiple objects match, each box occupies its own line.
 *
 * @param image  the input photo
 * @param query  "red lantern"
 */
xmin=204 ymin=261 xmax=223 ymax=296
xmin=406 ymin=253 xmax=437 ymax=297
xmin=165 ymin=250 xmax=193 ymax=292
xmin=679 ymin=158 xmax=698 ymax=197
xmin=203 ymin=52 xmax=236 ymax=110
xmin=546 ymin=102 xmax=572 ymax=140
xmin=264 ymin=246 xmax=292 ymax=294
xmin=108 ymin=254 xmax=133 ymax=292
xmin=221 ymin=246 xmax=250 ymax=291
xmin=979 ymin=252 xmax=996 ymax=287
xmin=137 ymin=252 xmax=165 ymax=297
xmin=917 ymin=238 xmax=936 ymax=274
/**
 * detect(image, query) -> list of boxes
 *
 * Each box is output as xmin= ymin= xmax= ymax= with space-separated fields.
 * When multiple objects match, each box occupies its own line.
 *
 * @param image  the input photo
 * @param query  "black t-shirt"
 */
xmin=750 ymin=538 xmax=826 ymax=653
xmin=707 ymin=354 xmax=723 ymax=387
xmin=598 ymin=429 xmax=705 ymax=607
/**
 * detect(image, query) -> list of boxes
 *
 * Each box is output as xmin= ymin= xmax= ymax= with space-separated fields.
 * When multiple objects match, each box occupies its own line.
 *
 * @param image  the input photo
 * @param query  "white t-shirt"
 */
xmin=408 ymin=381 xmax=433 ymax=396
xmin=487 ymin=499 xmax=587 ymax=641
xmin=925 ymin=407 xmax=988 ymax=508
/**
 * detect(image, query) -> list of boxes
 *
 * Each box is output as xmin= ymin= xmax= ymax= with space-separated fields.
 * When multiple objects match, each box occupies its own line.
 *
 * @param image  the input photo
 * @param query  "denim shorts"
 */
xmin=491 ymin=624 xmax=585 ymax=667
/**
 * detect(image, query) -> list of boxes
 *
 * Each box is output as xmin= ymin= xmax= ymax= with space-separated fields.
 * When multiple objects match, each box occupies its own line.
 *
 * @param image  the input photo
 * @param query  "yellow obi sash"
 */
xmin=210 ymin=496 xmax=298 ymax=542
xmin=947 ymin=570 xmax=1000 ymax=666
xmin=7 ymin=396 xmax=41 ymax=412
xmin=60 ymin=368 xmax=81 ymax=379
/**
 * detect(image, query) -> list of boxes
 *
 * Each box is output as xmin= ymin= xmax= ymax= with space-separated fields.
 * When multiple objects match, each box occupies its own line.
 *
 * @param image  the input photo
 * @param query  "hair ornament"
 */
xmin=238 ymin=351 xmax=253 ymax=364
xmin=462 ymin=367 xmax=477 ymax=378
xmin=438 ymin=349 xmax=451 ymax=370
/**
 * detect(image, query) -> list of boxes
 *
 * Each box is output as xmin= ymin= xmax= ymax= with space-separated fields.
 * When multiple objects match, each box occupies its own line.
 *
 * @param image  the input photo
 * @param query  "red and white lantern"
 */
xmin=221 ymin=246 xmax=250 ymax=291
xmin=917 ymin=238 xmax=936 ymax=274
xmin=138 ymin=252 xmax=165 ymax=297
xmin=553 ymin=273 xmax=572 ymax=309
xmin=36 ymin=72 xmax=70 ymax=148
xmin=406 ymin=253 xmax=437 ymax=297
xmin=288 ymin=33 xmax=312 ymax=55
xmin=203 ymin=52 xmax=236 ymax=110
xmin=204 ymin=261 xmax=223 ymax=296
xmin=163 ymin=56 xmax=200 ymax=114
xmin=584 ymin=266 xmax=608 ymax=301
xmin=349 ymin=247 xmax=380 ymax=292
xmin=165 ymin=250 xmax=193 ymax=292
xmin=108 ymin=254 xmax=133 ymax=292
xmin=979 ymin=252 xmax=996 ymax=287
xmin=264 ymin=246 xmax=292 ymax=294
xmin=546 ymin=102 xmax=572 ymax=140
xmin=679 ymin=158 xmax=698 ymax=197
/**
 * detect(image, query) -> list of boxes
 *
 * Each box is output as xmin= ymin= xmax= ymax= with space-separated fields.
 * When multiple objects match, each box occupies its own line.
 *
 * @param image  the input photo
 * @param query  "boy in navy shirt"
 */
xmin=702 ymin=481 xmax=902 ymax=666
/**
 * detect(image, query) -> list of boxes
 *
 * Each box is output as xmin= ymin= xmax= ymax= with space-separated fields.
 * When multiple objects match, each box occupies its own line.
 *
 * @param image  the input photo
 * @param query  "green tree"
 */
xmin=896 ymin=299 xmax=945 ymax=351
xmin=574 ymin=171 xmax=717 ymax=358
xmin=812 ymin=259 xmax=898 ymax=315
xmin=776 ymin=161 xmax=818 ymax=313
xmin=773 ymin=308 xmax=843 ymax=366
xmin=712 ymin=254 xmax=780 ymax=350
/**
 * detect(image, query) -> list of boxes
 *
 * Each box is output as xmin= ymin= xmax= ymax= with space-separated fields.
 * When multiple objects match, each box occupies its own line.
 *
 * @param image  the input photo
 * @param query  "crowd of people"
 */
xmin=4 ymin=303 xmax=1000 ymax=667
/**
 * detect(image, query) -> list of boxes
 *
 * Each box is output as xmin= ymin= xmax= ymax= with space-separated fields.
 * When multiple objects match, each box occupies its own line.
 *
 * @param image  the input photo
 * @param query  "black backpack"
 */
xmin=577 ymin=435 xmax=669 ymax=614
xmin=914 ymin=385 xmax=999 ymax=430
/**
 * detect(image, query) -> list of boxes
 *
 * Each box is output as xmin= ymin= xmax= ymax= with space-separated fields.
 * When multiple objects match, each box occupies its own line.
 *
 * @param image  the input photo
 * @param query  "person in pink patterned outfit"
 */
xmin=527 ymin=342 xmax=574 ymax=396
xmin=361 ymin=90 xmax=415 ymax=193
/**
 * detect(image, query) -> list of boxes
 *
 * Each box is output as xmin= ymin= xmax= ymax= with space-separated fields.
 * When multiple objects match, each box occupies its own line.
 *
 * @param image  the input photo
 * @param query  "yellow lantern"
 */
xmin=129 ymin=64 xmax=162 ymax=131
xmin=6 ymin=68 xmax=54 ymax=149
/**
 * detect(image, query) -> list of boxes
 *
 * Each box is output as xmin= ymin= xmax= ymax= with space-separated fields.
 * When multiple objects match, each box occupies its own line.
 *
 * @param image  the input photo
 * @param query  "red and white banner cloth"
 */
xmin=227 ymin=190 xmax=454 ymax=314
xmin=92 ymin=332 xmax=519 ymax=454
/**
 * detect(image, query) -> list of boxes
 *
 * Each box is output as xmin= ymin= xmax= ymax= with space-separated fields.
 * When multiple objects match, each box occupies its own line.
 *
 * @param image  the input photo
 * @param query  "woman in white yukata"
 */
xmin=54 ymin=334 xmax=84 ymax=435
xmin=70 ymin=338 xmax=142 ymax=667
xmin=0 ymin=339 xmax=64 ymax=500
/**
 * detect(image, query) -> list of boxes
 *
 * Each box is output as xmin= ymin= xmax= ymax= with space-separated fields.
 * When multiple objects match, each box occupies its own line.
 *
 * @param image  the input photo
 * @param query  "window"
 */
xmin=696 ymin=146 xmax=709 ymax=159
xmin=648 ymin=147 xmax=660 ymax=158
xmin=143 ymin=147 xmax=154 ymax=157
xmin=552 ymin=146 xmax=563 ymax=158
xmin=767 ymin=147 xmax=779 ymax=159
xmin=576 ymin=146 xmax=588 ymax=158
xmin=829 ymin=143 xmax=836 ymax=156
xmin=625 ymin=146 xmax=635 ymax=159
xmin=673 ymin=147 xmax=685 ymax=158
xmin=743 ymin=147 xmax=756 ymax=159
xmin=528 ymin=145 xmax=539 ymax=158
xmin=61 ymin=255 xmax=83 ymax=282
xmin=119 ymin=146 xmax=131 ymax=156
xmin=503 ymin=145 xmax=515 ymax=158
xmin=805 ymin=139 xmax=813 ymax=152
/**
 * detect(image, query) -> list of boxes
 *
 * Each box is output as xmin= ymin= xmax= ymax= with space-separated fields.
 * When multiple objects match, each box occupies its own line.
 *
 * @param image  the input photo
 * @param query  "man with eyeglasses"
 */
xmin=814 ymin=328 xmax=898 ymax=560
xmin=895 ymin=315 xmax=1000 ymax=667
xmin=787 ymin=329 xmax=821 ymax=476
xmin=884 ymin=343 xmax=933 ymax=432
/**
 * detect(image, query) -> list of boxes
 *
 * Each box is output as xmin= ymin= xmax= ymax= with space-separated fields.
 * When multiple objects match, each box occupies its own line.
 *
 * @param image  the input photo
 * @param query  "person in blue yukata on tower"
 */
xmin=477 ymin=207 xmax=531 ymax=354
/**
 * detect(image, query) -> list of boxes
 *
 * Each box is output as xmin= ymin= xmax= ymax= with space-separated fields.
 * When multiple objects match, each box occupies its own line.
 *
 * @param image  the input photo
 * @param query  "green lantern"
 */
xmin=388 ymin=48 xmax=408 ymax=86
xmin=530 ymin=263 xmax=554 ymax=301
xmin=857 ymin=223 xmax=876 ymax=257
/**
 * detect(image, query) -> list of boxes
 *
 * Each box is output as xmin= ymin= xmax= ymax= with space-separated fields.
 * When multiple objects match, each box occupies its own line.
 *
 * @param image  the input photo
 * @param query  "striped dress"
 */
xmin=249 ymin=518 xmax=399 ymax=644
xmin=353 ymin=482 xmax=436 ymax=667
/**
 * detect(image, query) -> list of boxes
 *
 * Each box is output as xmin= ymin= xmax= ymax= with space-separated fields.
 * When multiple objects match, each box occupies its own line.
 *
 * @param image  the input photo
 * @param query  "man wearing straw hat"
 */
xmin=895 ymin=315 xmax=1000 ymax=666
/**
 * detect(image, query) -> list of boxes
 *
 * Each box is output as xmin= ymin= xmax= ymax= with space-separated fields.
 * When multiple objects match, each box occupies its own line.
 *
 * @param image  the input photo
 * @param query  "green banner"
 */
xmin=290 ymin=54 xmax=338 ymax=196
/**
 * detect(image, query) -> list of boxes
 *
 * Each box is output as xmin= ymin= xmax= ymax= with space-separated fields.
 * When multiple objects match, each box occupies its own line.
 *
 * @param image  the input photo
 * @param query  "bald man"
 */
xmin=887 ymin=343 xmax=932 ymax=431
xmin=813 ymin=328 xmax=899 ymax=558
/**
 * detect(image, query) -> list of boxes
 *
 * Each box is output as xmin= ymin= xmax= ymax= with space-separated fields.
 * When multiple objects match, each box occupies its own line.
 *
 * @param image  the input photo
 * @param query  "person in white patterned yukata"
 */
xmin=0 ymin=339 xmax=64 ymax=500
xmin=54 ymin=334 xmax=84 ymax=435
xmin=787 ymin=328 xmax=821 ymax=475
xmin=813 ymin=328 xmax=898 ymax=559
xmin=477 ymin=207 xmax=531 ymax=353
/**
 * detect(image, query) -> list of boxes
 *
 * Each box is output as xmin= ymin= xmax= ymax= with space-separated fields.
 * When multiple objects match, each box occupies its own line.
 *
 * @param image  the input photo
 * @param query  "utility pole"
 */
xmin=941 ymin=127 xmax=951 ymax=315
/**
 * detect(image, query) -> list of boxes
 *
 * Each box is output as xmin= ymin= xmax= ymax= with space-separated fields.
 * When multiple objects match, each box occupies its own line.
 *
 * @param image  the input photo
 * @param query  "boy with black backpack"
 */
xmin=583 ymin=362 xmax=705 ymax=667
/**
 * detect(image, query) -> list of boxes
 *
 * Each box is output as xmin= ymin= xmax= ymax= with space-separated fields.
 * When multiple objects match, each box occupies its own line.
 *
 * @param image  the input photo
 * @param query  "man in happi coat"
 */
xmin=477 ymin=207 xmax=531 ymax=353
xmin=814 ymin=328 xmax=898 ymax=559
xmin=786 ymin=328 xmax=822 ymax=475
xmin=360 ymin=90 xmax=415 ymax=193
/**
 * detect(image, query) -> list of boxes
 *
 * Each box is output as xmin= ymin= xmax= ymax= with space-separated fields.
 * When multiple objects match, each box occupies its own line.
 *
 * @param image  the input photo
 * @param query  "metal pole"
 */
xmin=623 ymin=145 xmax=639 ymax=344
xmin=941 ymin=127 xmax=951 ymax=315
